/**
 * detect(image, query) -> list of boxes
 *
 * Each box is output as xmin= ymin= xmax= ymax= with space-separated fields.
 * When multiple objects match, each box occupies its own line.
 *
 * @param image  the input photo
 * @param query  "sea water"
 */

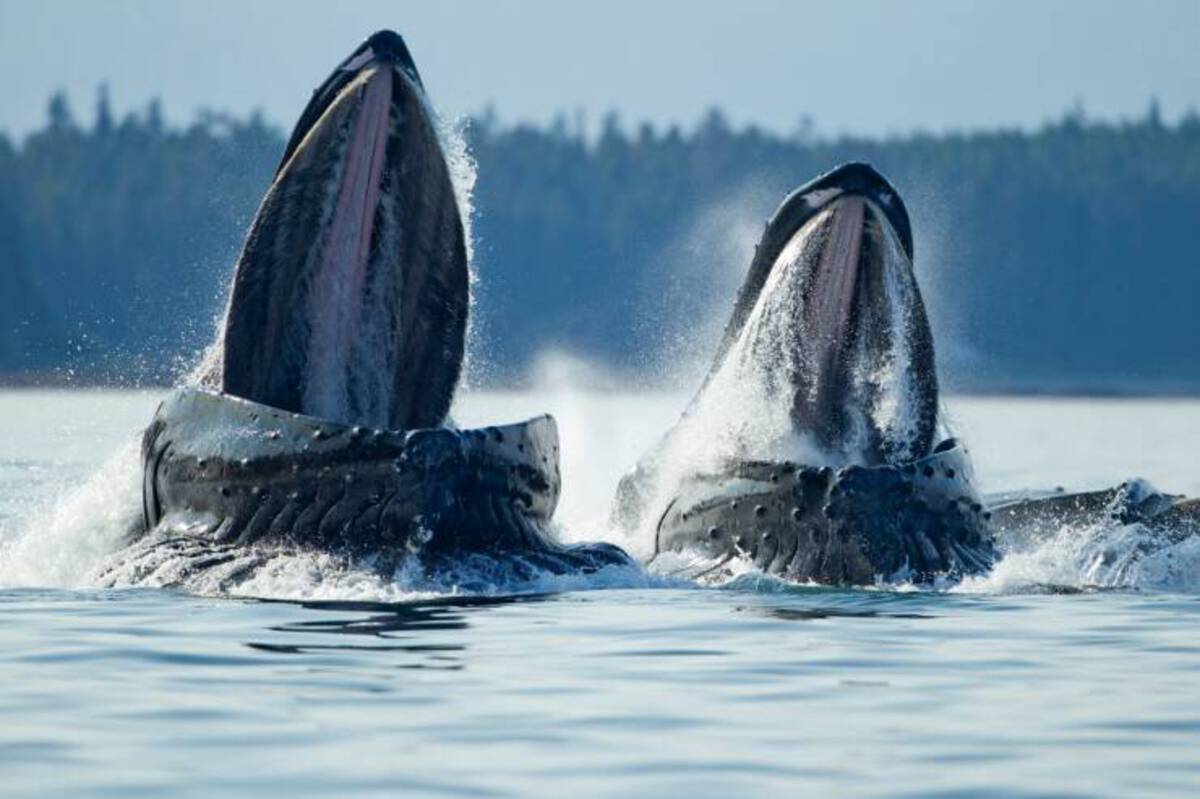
xmin=1 ymin=389 xmax=1198 ymax=797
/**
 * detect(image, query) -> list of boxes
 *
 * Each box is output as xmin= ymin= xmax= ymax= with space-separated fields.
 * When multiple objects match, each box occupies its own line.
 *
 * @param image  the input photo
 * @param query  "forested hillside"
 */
xmin=2 ymin=92 xmax=1198 ymax=392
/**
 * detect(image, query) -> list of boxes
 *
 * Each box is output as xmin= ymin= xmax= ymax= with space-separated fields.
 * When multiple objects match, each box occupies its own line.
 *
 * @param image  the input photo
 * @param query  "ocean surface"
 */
xmin=1 ymin=388 xmax=1199 ymax=798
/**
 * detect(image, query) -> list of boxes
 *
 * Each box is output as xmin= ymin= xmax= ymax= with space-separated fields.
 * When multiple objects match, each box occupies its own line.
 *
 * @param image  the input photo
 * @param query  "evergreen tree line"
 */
xmin=2 ymin=91 xmax=1198 ymax=391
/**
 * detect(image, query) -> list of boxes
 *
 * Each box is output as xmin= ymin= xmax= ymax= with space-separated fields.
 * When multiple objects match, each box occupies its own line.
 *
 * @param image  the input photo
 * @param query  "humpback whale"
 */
xmin=107 ymin=31 xmax=629 ymax=588
xmin=614 ymin=163 xmax=993 ymax=585
xmin=616 ymin=163 xmax=1200 ymax=586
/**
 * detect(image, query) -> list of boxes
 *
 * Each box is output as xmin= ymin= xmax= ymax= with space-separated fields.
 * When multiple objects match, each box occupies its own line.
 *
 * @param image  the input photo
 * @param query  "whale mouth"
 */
xmin=706 ymin=162 xmax=937 ymax=465
xmin=218 ymin=30 xmax=468 ymax=432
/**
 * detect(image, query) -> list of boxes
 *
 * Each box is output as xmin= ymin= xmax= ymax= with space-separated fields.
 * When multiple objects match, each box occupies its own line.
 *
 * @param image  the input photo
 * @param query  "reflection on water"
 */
xmin=739 ymin=605 xmax=935 ymax=622
xmin=245 ymin=595 xmax=551 ymax=669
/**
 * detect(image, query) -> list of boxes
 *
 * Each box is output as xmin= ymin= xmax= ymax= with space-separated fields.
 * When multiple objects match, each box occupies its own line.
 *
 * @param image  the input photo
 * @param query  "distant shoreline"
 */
xmin=5 ymin=98 xmax=1199 ymax=399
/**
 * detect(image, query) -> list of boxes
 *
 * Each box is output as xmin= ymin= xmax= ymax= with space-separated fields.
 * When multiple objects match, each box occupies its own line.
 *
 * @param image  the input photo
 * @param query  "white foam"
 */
xmin=956 ymin=519 xmax=1200 ymax=594
xmin=174 ymin=551 xmax=676 ymax=602
xmin=0 ymin=439 xmax=142 ymax=589
xmin=682 ymin=515 xmax=1200 ymax=596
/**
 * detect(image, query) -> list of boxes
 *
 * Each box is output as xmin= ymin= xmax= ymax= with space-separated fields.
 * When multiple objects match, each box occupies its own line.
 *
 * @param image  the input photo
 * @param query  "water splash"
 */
xmin=713 ymin=203 xmax=929 ymax=463
xmin=0 ymin=106 xmax=490 ymax=600
xmin=657 ymin=511 xmax=1200 ymax=596
xmin=0 ymin=440 xmax=142 ymax=589
xmin=435 ymin=113 xmax=477 ymax=268
xmin=3 ymin=393 xmax=1198 ymax=598
xmin=956 ymin=518 xmax=1200 ymax=594
xmin=95 ymin=542 xmax=674 ymax=602
xmin=639 ymin=182 xmax=772 ymax=392
xmin=433 ymin=111 xmax=482 ymax=389
xmin=619 ymin=199 xmax=936 ymax=542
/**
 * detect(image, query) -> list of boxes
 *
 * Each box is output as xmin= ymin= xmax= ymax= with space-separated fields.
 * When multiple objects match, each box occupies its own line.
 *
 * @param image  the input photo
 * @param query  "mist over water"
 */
xmin=634 ymin=182 xmax=772 ymax=390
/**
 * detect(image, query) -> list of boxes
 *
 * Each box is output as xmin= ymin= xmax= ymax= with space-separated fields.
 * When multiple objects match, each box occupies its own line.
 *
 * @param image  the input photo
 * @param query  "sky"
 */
xmin=0 ymin=0 xmax=1197 ymax=141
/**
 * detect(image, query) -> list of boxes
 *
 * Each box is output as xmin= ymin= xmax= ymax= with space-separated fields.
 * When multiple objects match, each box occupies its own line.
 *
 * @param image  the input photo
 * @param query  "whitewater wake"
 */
xmin=0 ymin=423 xmax=675 ymax=600
xmin=0 ymin=440 xmax=142 ymax=589
xmin=956 ymin=518 xmax=1200 ymax=594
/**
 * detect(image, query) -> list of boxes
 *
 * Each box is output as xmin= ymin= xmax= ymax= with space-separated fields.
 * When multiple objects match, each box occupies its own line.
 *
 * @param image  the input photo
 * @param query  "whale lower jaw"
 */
xmin=107 ymin=389 xmax=630 ymax=589
xmin=646 ymin=443 xmax=995 ymax=586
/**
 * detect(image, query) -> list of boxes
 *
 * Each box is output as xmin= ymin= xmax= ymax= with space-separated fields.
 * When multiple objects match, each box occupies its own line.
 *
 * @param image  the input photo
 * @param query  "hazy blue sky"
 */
xmin=1 ymin=0 xmax=1197 ymax=140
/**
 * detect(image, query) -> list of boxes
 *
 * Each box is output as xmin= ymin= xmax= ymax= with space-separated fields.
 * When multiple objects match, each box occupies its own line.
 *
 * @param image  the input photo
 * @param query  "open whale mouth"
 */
xmin=614 ymin=164 xmax=990 ymax=583
xmin=708 ymin=162 xmax=937 ymax=465
xmin=218 ymin=30 xmax=468 ymax=432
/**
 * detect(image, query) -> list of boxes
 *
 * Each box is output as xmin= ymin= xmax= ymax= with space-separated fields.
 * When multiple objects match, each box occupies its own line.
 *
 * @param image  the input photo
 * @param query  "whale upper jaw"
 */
xmin=217 ymin=29 xmax=469 ymax=432
xmin=705 ymin=162 xmax=938 ymax=467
